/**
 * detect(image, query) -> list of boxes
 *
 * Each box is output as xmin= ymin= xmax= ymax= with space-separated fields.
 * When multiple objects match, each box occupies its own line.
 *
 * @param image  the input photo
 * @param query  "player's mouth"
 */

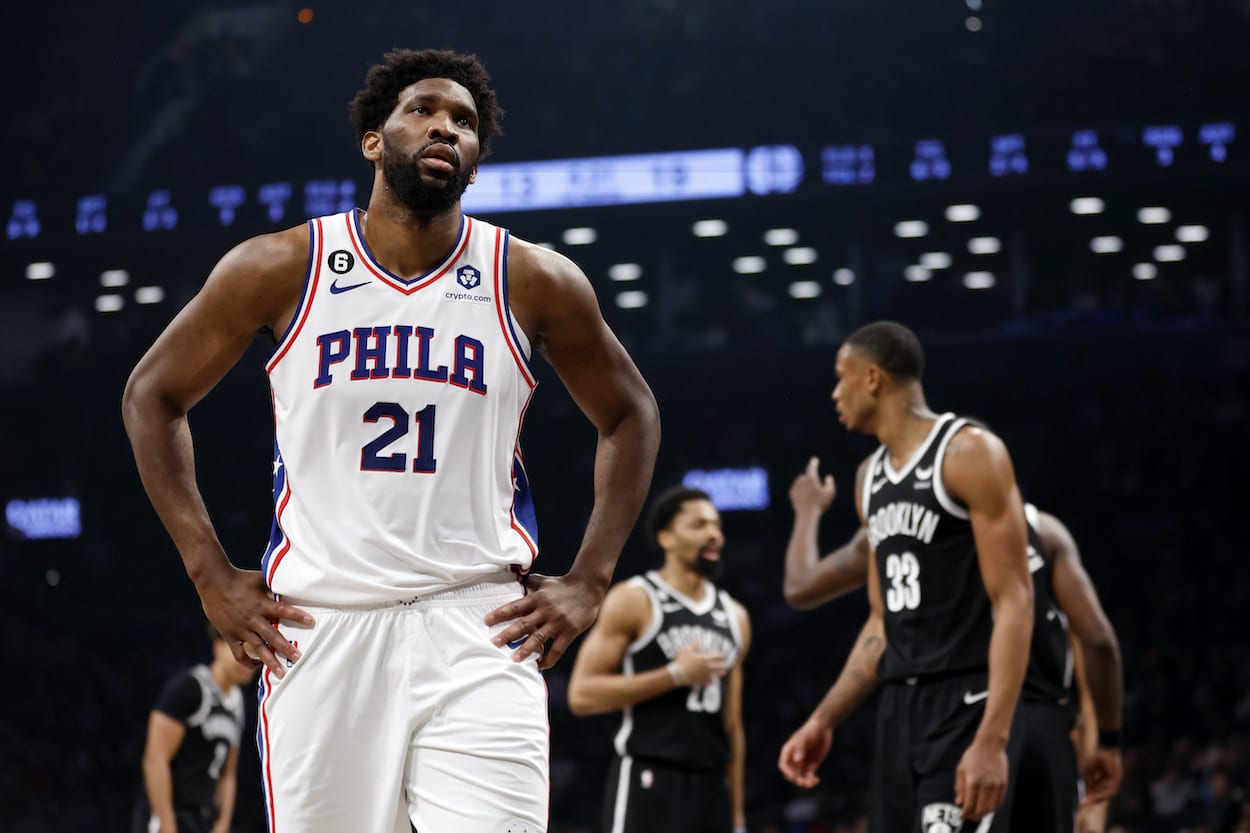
xmin=700 ymin=546 xmax=721 ymax=561
xmin=420 ymin=143 xmax=459 ymax=173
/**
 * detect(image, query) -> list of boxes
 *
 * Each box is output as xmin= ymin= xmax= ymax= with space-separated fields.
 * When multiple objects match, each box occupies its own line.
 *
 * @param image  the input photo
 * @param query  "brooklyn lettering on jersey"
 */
xmin=312 ymin=324 xmax=487 ymax=393
xmin=655 ymin=624 xmax=737 ymax=661
xmin=867 ymin=501 xmax=941 ymax=549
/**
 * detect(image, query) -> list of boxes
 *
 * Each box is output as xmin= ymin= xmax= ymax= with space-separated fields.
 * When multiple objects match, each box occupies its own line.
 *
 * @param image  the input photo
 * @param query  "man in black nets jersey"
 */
xmin=782 ymin=457 xmax=1124 ymax=832
xmin=569 ymin=486 xmax=751 ymax=833
xmin=778 ymin=321 xmax=1034 ymax=832
xmin=133 ymin=624 xmax=256 ymax=833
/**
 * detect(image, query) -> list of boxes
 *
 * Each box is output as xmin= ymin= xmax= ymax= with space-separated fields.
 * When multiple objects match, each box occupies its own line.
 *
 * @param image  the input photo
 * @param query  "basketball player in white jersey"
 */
xmin=123 ymin=48 xmax=660 ymax=833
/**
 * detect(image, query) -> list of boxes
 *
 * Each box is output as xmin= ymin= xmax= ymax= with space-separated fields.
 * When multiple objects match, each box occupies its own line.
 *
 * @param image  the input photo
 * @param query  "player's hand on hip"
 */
xmin=671 ymin=643 xmax=729 ymax=687
xmin=955 ymin=735 xmax=1008 ymax=822
xmin=485 ymin=572 xmax=603 ymax=670
xmin=790 ymin=457 xmax=836 ymax=514
xmin=195 ymin=563 xmax=313 ymax=679
xmin=777 ymin=718 xmax=834 ymax=788
xmin=1080 ymin=747 xmax=1123 ymax=805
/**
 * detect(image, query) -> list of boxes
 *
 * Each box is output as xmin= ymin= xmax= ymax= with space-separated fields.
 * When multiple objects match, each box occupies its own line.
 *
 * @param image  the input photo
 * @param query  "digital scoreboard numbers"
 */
xmin=2 ymin=119 xmax=1241 ymax=243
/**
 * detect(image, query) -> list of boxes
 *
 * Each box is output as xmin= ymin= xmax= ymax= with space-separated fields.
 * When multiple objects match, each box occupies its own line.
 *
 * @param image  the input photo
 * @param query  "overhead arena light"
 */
xmin=904 ymin=265 xmax=932 ymax=282
xmin=963 ymin=271 xmax=996 ymax=289
xmin=1175 ymin=225 xmax=1209 ymax=243
xmin=135 ymin=286 xmax=166 ymax=304
xmin=615 ymin=290 xmax=649 ymax=309
xmin=764 ymin=228 xmax=799 ymax=246
xmin=1070 ymin=197 xmax=1105 ymax=215
xmin=1153 ymin=244 xmax=1185 ymax=262
xmin=1132 ymin=263 xmax=1158 ymax=281
xmin=733 ymin=256 xmax=767 ymax=274
xmin=1137 ymin=207 xmax=1171 ymax=225
xmin=967 ymin=236 xmax=1002 ymax=255
xmin=608 ymin=263 xmax=643 ymax=282
xmin=693 ymin=219 xmax=728 ymax=238
xmin=894 ymin=220 xmax=929 ymax=238
xmin=783 ymin=247 xmax=818 ymax=265
xmin=1090 ymin=236 xmax=1124 ymax=254
xmin=920 ymin=252 xmax=952 ymax=269
xmin=833 ymin=268 xmax=855 ymax=286
xmin=95 ymin=294 xmax=124 ymax=313
xmin=562 ymin=227 xmax=597 ymax=245
xmin=100 ymin=269 xmax=130 ymax=287
xmin=26 ymin=262 xmax=55 ymax=280
xmin=788 ymin=281 xmax=822 ymax=299
xmin=945 ymin=204 xmax=980 ymax=222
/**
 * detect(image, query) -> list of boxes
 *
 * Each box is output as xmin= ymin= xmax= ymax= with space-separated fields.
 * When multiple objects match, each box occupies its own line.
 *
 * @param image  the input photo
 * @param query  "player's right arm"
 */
xmin=141 ymin=710 xmax=186 ymax=833
xmin=783 ymin=457 xmax=871 ymax=610
xmin=566 ymin=581 xmax=727 ymax=715
xmin=778 ymin=457 xmax=885 ymax=788
xmin=122 ymin=229 xmax=314 ymax=677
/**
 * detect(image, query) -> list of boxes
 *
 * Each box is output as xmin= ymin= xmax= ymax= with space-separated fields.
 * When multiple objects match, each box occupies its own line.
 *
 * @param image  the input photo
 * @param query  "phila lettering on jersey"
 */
xmin=862 ymin=414 xmax=995 ymax=681
xmin=262 ymin=210 xmax=539 ymax=604
xmin=613 ymin=572 xmax=743 ymax=770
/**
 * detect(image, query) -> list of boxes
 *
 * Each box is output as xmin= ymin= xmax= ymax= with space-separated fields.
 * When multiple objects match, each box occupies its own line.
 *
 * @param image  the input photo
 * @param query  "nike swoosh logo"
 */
xmin=915 ymin=466 xmax=933 ymax=480
xmin=871 ymin=477 xmax=888 ymax=493
xmin=659 ymin=603 xmax=684 ymax=614
xmin=506 ymin=636 xmax=527 ymax=650
xmin=329 ymin=279 xmax=369 ymax=294
xmin=963 ymin=689 xmax=989 ymax=705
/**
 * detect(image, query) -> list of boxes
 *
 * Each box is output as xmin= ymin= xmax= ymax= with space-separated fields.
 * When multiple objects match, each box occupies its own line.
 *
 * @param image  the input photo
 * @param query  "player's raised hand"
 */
xmin=790 ymin=457 xmax=836 ymax=515
xmin=778 ymin=718 xmax=834 ymax=788
xmin=670 ymin=642 xmax=729 ymax=687
xmin=195 ymin=563 xmax=313 ymax=679
xmin=485 ymin=571 xmax=604 ymax=670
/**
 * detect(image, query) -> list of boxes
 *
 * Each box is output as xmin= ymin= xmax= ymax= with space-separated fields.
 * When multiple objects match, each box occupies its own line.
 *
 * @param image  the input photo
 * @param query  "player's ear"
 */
xmin=656 ymin=528 xmax=674 ymax=551
xmin=362 ymin=131 xmax=382 ymax=164
xmin=468 ymin=165 xmax=477 ymax=185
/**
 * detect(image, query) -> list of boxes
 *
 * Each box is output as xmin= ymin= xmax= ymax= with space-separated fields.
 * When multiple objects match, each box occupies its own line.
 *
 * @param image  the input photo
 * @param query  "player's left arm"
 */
xmin=943 ymin=426 xmax=1033 ymax=821
xmin=211 ymin=745 xmax=241 ymax=833
xmin=723 ymin=600 xmax=752 ymax=832
xmin=486 ymin=239 xmax=661 ymax=670
xmin=1037 ymin=510 xmax=1123 ymax=804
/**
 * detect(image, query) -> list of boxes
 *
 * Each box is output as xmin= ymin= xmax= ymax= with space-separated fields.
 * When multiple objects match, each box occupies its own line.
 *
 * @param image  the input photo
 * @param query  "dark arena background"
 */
xmin=3 ymin=1 xmax=1249 ymax=831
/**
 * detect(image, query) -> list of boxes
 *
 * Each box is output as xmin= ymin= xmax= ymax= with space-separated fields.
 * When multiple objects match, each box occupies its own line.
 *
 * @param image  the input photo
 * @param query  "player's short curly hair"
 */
xmin=348 ymin=48 xmax=504 ymax=160
xmin=646 ymin=487 xmax=713 ymax=547
xmin=845 ymin=320 xmax=925 ymax=381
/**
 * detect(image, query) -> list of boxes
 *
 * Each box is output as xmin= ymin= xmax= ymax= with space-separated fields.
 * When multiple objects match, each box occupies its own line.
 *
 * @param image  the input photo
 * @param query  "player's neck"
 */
xmin=357 ymin=200 xmax=463 ymax=278
xmin=209 ymin=661 xmax=238 ymax=696
xmin=875 ymin=394 xmax=940 ymax=464
xmin=657 ymin=563 xmax=707 ymax=601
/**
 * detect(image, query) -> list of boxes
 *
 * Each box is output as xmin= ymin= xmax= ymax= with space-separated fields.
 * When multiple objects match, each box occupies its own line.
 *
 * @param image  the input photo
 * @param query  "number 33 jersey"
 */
xmin=262 ymin=210 xmax=539 ymax=605
xmin=861 ymin=413 xmax=995 ymax=681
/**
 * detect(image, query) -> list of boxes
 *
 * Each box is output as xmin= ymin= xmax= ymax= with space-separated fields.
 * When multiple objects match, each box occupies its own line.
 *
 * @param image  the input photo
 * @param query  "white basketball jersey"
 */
xmin=261 ymin=209 xmax=538 ymax=605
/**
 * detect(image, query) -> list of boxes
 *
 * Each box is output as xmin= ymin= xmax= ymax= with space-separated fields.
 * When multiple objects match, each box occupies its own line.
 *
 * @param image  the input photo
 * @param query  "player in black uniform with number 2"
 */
xmin=133 ymin=624 xmax=254 ymax=833
xmin=569 ymin=486 xmax=751 ymax=833
xmin=779 ymin=321 xmax=1034 ymax=832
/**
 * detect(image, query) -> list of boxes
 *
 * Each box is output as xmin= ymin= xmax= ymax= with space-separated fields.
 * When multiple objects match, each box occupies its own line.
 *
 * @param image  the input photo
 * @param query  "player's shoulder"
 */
xmin=944 ymin=420 xmax=1010 ymax=465
xmin=220 ymin=223 xmax=310 ymax=278
xmin=504 ymin=234 xmax=589 ymax=287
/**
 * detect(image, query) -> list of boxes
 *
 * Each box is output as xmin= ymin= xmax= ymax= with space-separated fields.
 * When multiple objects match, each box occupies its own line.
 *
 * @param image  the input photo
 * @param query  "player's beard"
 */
xmin=382 ymin=146 xmax=473 ymax=214
xmin=694 ymin=547 xmax=724 ymax=582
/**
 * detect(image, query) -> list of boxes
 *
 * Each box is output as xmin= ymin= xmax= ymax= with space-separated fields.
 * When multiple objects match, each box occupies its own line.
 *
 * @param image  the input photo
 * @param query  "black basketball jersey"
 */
xmin=151 ymin=665 xmax=245 ymax=812
xmin=1021 ymin=502 xmax=1075 ymax=712
xmin=863 ymin=414 xmax=996 ymax=681
xmin=613 ymin=571 xmax=743 ymax=770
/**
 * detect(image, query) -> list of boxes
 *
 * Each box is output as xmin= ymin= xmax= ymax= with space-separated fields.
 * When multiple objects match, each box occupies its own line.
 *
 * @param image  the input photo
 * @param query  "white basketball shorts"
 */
xmin=256 ymin=575 xmax=549 ymax=833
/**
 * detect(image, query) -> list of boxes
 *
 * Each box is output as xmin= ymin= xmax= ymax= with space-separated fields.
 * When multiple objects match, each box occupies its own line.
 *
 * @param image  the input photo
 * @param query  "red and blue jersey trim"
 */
xmin=493 ymin=227 xmax=537 ymax=388
xmin=267 ymin=218 xmax=324 ymax=375
xmin=346 ymin=209 xmax=472 ymax=296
